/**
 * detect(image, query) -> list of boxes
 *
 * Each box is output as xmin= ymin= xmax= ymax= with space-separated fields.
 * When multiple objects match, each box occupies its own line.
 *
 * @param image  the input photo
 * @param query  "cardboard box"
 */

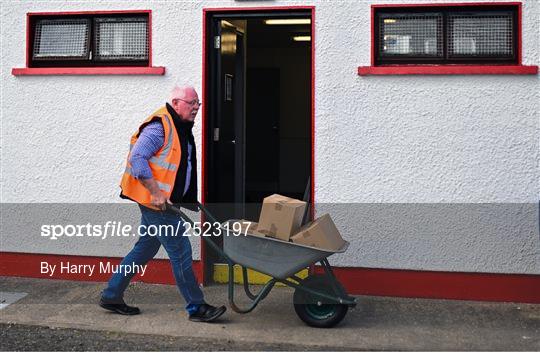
xmin=290 ymin=214 xmax=346 ymax=251
xmin=222 ymin=220 xmax=265 ymax=237
xmin=257 ymin=194 xmax=307 ymax=241
xmin=238 ymin=220 xmax=266 ymax=238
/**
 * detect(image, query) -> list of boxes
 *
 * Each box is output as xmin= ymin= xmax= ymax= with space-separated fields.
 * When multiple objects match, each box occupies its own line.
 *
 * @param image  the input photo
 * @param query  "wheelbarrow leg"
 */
xmin=241 ymin=266 xmax=257 ymax=300
xmin=228 ymin=262 xmax=276 ymax=314
xmin=320 ymin=258 xmax=357 ymax=303
xmin=319 ymin=258 xmax=343 ymax=296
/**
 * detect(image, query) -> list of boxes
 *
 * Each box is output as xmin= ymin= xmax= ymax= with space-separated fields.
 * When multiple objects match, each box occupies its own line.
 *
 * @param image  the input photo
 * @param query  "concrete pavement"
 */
xmin=0 ymin=276 xmax=538 ymax=351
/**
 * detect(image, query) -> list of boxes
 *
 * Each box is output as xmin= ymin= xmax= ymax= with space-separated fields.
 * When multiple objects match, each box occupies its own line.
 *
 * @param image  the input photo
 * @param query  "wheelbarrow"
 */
xmin=168 ymin=202 xmax=357 ymax=328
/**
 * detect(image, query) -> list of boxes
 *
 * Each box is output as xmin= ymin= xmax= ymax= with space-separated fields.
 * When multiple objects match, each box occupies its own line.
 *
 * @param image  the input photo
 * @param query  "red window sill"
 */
xmin=12 ymin=66 xmax=166 ymax=76
xmin=358 ymin=65 xmax=538 ymax=76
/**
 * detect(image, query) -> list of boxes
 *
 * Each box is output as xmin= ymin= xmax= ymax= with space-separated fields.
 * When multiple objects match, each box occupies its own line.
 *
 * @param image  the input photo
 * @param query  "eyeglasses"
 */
xmin=174 ymin=98 xmax=202 ymax=107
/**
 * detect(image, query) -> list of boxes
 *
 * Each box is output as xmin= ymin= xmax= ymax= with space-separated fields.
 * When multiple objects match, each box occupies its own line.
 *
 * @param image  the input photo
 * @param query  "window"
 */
xmin=29 ymin=13 xmax=149 ymax=67
xmin=374 ymin=5 xmax=518 ymax=65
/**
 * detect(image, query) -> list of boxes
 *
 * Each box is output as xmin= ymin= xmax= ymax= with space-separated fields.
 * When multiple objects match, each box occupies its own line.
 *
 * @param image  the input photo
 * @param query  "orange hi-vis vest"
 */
xmin=120 ymin=106 xmax=181 ymax=210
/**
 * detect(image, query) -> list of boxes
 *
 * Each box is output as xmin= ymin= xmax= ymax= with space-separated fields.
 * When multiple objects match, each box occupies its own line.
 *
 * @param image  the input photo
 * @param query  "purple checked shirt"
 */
xmin=129 ymin=121 xmax=193 ymax=196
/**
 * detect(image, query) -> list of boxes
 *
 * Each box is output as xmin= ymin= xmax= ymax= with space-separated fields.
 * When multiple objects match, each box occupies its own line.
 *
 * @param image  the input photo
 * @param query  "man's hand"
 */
xmin=150 ymin=191 xmax=172 ymax=210
xmin=140 ymin=178 xmax=171 ymax=210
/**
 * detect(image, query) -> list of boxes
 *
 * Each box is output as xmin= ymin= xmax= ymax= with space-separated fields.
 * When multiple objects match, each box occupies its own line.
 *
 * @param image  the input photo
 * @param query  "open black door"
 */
xmin=205 ymin=18 xmax=246 ymax=275
xmin=207 ymin=19 xmax=246 ymax=219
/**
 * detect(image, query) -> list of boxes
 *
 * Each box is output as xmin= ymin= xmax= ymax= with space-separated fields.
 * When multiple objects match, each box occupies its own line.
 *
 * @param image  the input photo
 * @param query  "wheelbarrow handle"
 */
xmin=164 ymin=204 xmax=196 ymax=226
xmin=164 ymin=201 xmax=219 ymax=225
xmin=196 ymin=201 xmax=219 ymax=224
xmin=165 ymin=202 xmax=230 ymax=263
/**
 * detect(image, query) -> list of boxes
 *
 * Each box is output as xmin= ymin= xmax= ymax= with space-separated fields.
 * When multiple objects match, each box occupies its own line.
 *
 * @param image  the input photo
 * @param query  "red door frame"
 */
xmin=200 ymin=6 xmax=316 ymax=284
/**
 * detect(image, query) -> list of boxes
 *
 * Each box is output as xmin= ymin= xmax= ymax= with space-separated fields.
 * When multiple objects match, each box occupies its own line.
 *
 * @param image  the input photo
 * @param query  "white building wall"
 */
xmin=1 ymin=0 xmax=539 ymax=273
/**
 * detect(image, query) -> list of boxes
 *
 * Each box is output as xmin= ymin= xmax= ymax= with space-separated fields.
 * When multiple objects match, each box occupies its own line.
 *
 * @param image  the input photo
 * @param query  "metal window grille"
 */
xmin=448 ymin=12 xmax=513 ymax=57
xmin=379 ymin=14 xmax=443 ymax=57
xmin=33 ymin=19 xmax=90 ymax=60
xmin=94 ymin=17 xmax=148 ymax=61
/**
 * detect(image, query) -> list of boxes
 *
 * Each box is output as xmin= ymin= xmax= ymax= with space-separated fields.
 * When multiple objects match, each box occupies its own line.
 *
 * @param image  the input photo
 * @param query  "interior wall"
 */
xmin=247 ymin=44 xmax=311 ymax=196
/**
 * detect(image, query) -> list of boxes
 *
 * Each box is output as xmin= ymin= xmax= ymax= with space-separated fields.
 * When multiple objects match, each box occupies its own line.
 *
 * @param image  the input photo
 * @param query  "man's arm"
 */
xmin=129 ymin=121 xmax=170 ymax=209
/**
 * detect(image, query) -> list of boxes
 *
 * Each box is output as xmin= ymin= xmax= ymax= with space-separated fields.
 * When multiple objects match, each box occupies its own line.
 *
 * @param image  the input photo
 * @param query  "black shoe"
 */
xmin=188 ymin=304 xmax=226 ymax=322
xmin=99 ymin=298 xmax=140 ymax=315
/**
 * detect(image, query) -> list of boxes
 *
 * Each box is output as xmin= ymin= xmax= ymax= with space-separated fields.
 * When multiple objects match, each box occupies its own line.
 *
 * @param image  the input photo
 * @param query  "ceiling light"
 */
xmin=384 ymin=19 xmax=397 ymax=24
xmin=293 ymin=36 xmax=311 ymax=42
xmin=222 ymin=20 xmax=234 ymax=28
xmin=265 ymin=19 xmax=311 ymax=25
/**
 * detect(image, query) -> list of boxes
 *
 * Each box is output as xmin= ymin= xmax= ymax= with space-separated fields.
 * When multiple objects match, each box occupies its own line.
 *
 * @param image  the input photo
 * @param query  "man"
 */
xmin=100 ymin=85 xmax=226 ymax=323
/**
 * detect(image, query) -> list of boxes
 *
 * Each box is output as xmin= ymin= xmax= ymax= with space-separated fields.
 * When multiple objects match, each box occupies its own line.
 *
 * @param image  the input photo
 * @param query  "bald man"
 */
xmin=100 ymin=86 xmax=226 ymax=322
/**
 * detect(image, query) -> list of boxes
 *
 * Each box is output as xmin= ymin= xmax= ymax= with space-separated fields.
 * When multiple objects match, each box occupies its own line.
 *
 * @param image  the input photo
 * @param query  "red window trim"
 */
xmin=12 ymin=67 xmax=165 ymax=76
xmin=358 ymin=65 xmax=538 ymax=75
xmin=12 ymin=10 xmax=165 ymax=76
xmin=359 ymin=2 xmax=538 ymax=76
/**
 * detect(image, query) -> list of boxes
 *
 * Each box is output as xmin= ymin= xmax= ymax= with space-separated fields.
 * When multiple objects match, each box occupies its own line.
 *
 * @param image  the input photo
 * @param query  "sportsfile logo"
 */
xmin=40 ymin=221 xmax=253 ymax=240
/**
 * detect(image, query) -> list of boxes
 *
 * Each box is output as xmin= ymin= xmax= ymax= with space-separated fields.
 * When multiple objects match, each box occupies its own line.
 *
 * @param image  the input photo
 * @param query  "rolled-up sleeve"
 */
xmin=129 ymin=121 xmax=165 ymax=179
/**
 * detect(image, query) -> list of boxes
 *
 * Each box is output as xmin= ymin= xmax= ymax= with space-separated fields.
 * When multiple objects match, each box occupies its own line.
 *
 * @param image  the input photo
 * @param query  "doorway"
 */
xmin=203 ymin=8 xmax=314 ymax=282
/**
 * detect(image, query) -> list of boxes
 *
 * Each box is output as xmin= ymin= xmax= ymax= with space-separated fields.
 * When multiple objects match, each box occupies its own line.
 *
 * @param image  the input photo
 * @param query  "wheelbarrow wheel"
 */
xmin=293 ymin=275 xmax=348 ymax=328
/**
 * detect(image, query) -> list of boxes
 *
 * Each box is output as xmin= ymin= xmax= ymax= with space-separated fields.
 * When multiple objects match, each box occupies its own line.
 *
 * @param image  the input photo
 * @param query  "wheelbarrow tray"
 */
xmin=222 ymin=220 xmax=349 ymax=280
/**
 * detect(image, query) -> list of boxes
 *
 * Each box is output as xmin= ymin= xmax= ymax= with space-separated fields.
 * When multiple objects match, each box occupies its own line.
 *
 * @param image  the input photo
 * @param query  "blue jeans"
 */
xmin=102 ymin=205 xmax=205 ymax=313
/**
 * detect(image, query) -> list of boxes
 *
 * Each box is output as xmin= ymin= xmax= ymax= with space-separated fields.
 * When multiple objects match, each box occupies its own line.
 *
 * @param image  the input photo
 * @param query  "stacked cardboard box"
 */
xmin=242 ymin=193 xmax=346 ymax=251
xmin=290 ymin=214 xmax=346 ymax=251
xmin=257 ymin=194 xmax=307 ymax=241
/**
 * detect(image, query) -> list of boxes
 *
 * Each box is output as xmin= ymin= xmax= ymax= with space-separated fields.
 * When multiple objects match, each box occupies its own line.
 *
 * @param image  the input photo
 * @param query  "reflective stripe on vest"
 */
xmin=156 ymin=181 xmax=172 ymax=192
xmin=124 ymin=166 xmax=172 ymax=192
